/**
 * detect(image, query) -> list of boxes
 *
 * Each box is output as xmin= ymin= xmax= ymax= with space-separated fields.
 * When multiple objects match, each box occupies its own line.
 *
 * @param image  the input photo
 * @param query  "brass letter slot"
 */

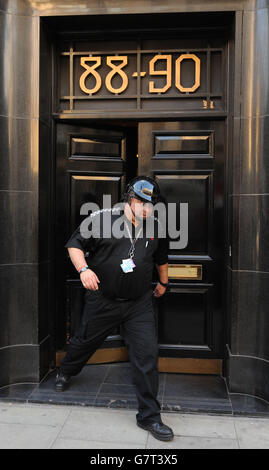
xmin=168 ymin=264 xmax=202 ymax=280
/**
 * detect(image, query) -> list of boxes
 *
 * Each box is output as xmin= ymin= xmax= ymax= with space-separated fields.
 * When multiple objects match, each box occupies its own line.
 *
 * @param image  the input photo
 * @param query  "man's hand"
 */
xmin=153 ymin=282 xmax=167 ymax=298
xmin=80 ymin=269 xmax=100 ymax=290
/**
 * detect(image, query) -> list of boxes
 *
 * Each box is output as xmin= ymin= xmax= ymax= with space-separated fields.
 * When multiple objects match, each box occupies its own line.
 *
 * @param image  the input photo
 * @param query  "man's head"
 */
xmin=123 ymin=176 xmax=160 ymax=221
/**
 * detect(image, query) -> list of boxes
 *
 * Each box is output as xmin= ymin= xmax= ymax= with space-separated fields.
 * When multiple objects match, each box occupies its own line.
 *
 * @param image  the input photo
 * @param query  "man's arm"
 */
xmin=154 ymin=262 xmax=168 ymax=298
xmin=68 ymin=247 xmax=100 ymax=290
xmin=68 ymin=247 xmax=88 ymax=272
xmin=155 ymin=262 xmax=168 ymax=285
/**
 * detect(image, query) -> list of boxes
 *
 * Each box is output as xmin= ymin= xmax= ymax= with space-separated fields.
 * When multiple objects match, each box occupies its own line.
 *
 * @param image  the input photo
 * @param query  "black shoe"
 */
xmin=55 ymin=371 xmax=71 ymax=392
xmin=137 ymin=421 xmax=174 ymax=441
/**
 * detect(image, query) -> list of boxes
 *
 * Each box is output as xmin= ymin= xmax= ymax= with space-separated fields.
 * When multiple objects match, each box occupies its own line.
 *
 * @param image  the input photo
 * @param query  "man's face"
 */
xmin=130 ymin=197 xmax=153 ymax=220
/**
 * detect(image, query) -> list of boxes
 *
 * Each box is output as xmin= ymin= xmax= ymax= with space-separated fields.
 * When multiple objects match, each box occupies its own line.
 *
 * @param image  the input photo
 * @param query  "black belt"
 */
xmin=114 ymin=297 xmax=132 ymax=302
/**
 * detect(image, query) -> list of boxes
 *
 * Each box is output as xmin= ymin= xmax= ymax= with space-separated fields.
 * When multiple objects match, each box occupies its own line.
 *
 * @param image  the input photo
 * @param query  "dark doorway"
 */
xmin=55 ymin=118 xmax=226 ymax=375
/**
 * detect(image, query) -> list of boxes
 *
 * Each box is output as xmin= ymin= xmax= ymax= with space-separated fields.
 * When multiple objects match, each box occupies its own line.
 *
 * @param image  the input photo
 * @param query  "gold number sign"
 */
xmin=79 ymin=57 xmax=102 ymax=94
xmin=175 ymin=54 xmax=201 ymax=92
xmin=105 ymin=56 xmax=128 ymax=94
xmin=149 ymin=55 xmax=172 ymax=93
xmin=78 ymin=53 xmax=201 ymax=95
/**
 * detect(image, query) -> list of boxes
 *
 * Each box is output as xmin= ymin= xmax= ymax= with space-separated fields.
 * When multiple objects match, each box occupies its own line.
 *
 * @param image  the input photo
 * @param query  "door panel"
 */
xmin=68 ymin=175 xmax=122 ymax=250
xmin=153 ymin=131 xmax=214 ymax=156
xmin=157 ymin=174 xmax=213 ymax=255
xmin=56 ymin=122 xmax=127 ymax=355
xmin=138 ymin=121 xmax=225 ymax=362
xmin=158 ymin=286 xmax=213 ymax=350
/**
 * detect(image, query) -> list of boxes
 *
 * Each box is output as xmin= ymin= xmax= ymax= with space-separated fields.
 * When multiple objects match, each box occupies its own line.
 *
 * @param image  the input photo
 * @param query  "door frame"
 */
xmin=39 ymin=12 xmax=234 ymax=376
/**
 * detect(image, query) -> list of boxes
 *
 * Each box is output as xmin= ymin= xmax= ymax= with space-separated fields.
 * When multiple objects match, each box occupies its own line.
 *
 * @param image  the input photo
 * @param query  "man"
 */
xmin=55 ymin=176 xmax=174 ymax=442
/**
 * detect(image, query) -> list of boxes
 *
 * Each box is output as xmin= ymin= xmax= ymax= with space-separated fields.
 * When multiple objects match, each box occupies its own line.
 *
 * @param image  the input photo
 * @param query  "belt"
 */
xmin=114 ymin=297 xmax=132 ymax=302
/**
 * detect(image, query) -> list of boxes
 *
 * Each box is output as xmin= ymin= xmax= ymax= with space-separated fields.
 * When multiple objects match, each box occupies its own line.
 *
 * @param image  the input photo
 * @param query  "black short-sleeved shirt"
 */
xmin=65 ymin=206 xmax=168 ymax=300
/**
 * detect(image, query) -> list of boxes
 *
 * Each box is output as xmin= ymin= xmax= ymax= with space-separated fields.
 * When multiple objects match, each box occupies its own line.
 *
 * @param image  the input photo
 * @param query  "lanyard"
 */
xmin=125 ymin=222 xmax=142 ymax=259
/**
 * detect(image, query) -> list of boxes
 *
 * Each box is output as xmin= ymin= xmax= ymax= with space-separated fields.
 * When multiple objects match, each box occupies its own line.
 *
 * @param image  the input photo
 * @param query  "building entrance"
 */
xmin=55 ymin=118 xmax=226 ymax=375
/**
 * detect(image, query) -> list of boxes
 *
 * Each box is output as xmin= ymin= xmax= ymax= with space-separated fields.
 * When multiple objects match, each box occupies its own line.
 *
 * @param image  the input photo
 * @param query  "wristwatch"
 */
xmin=159 ymin=280 xmax=168 ymax=287
xmin=78 ymin=265 xmax=89 ymax=274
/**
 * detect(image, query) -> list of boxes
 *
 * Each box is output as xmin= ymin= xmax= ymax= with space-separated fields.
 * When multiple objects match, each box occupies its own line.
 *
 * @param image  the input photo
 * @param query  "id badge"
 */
xmin=121 ymin=258 xmax=136 ymax=273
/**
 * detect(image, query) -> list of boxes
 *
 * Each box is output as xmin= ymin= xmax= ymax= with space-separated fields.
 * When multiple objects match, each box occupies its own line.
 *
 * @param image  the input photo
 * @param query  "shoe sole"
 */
xmin=137 ymin=422 xmax=174 ymax=441
xmin=54 ymin=383 xmax=70 ymax=393
xmin=54 ymin=386 xmax=67 ymax=392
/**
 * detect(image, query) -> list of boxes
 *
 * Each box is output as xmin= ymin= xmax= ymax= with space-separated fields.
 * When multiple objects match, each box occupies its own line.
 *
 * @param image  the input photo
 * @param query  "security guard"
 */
xmin=55 ymin=176 xmax=174 ymax=442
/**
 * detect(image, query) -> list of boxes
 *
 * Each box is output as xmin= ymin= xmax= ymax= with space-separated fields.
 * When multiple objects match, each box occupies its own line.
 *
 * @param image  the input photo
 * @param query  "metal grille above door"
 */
xmin=57 ymin=36 xmax=227 ymax=115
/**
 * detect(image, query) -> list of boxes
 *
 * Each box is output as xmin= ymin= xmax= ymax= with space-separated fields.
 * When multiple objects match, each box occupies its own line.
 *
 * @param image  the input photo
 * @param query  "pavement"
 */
xmin=1 ymin=401 xmax=269 ymax=449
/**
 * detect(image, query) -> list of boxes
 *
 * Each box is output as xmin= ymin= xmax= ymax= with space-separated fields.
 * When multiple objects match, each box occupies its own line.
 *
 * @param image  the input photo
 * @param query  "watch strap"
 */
xmin=78 ymin=265 xmax=89 ymax=274
xmin=159 ymin=280 xmax=168 ymax=287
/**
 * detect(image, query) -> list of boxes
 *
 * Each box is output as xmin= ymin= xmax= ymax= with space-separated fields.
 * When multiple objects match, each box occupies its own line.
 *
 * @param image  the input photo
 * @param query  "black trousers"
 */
xmin=60 ymin=288 xmax=161 ymax=424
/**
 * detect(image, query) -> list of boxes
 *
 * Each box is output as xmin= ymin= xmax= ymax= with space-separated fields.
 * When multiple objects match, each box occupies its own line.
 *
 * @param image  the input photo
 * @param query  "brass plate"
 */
xmin=56 ymin=350 xmax=221 ymax=375
xmin=56 ymin=347 xmax=129 ymax=366
xmin=158 ymin=358 xmax=222 ymax=375
xmin=168 ymin=264 xmax=202 ymax=280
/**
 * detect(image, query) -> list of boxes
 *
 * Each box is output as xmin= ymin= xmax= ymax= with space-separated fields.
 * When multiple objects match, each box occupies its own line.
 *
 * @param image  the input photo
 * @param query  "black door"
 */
xmin=55 ymin=119 xmax=226 ymax=374
xmin=55 ymin=121 xmax=138 ymax=364
xmin=138 ymin=120 xmax=226 ymax=374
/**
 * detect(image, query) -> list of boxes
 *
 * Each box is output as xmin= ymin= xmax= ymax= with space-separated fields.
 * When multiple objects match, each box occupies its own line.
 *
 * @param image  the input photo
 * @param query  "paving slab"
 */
xmin=0 ymin=422 xmax=61 ymax=449
xmin=234 ymin=417 xmax=269 ymax=449
xmin=0 ymin=402 xmax=70 ymax=426
xmin=161 ymin=412 xmax=237 ymax=439
xmin=51 ymin=438 xmax=146 ymax=449
xmin=146 ymin=434 xmax=239 ymax=449
xmin=59 ymin=407 xmax=147 ymax=446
